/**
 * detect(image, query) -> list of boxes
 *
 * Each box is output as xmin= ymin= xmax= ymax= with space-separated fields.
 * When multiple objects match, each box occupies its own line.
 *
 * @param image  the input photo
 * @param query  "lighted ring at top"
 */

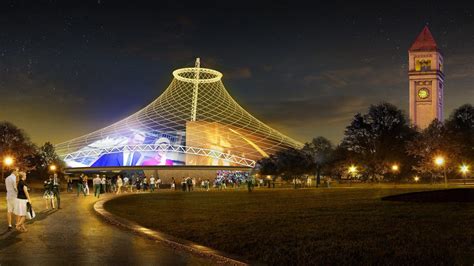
xmin=172 ymin=67 xmax=223 ymax=84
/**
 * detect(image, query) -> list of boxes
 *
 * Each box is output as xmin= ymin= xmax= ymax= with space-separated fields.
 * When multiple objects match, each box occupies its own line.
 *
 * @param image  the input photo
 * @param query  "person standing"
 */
xmin=142 ymin=175 xmax=148 ymax=192
xmin=171 ymin=177 xmax=176 ymax=190
xmin=157 ymin=177 xmax=162 ymax=190
xmin=52 ymin=173 xmax=61 ymax=209
xmin=14 ymin=172 xmax=31 ymax=232
xmin=149 ymin=175 xmax=155 ymax=192
xmin=101 ymin=175 xmax=106 ymax=194
xmin=93 ymin=175 xmax=101 ymax=198
xmin=5 ymin=168 xmax=19 ymax=230
xmin=116 ymin=175 xmax=123 ymax=194
xmin=106 ymin=177 xmax=112 ymax=193
xmin=123 ymin=176 xmax=129 ymax=193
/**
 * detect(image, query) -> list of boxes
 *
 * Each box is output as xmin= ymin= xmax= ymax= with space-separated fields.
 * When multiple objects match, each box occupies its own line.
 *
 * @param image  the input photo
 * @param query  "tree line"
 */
xmin=0 ymin=121 xmax=64 ymax=179
xmin=257 ymin=103 xmax=473 ymax=185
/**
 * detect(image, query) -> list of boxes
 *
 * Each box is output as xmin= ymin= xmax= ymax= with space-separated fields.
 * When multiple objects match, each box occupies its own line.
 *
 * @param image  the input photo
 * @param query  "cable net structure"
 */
xmin=56 ymin=59 xmax=303 ymax=168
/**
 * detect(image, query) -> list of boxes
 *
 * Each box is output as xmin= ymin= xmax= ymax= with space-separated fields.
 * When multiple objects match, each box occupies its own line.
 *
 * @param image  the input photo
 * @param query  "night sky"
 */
xmin=1 ymin=1 xmax=473 ymax=145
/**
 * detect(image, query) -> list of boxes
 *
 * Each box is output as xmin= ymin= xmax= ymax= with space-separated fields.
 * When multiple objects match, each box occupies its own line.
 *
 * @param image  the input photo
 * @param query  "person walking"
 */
xmin=5 ymin=168 xmax=19 ymax=230
xmin=101 ymin=175 xmax=106 ymax=194
xmin=77 ymin=174 xmax=85 ymax=197
xmin=52 ymin=173 xmax=61 ymax=209
xmin=93 ymin=175 xmax=102 ymax=198
xmin=116 ymin=175 xmax=123 ymax=194
xmin=43 ymin=176 xmax=55 ymax=210
xmin=83 ymin=175 xmax=90 ymax=196
xmin=14 ymin=172 xmax=31 ymax=232
xmin=67 ymin=176 xmax=73 ymax=193
xmin=149 ymin=175 xmax=155 ymax=192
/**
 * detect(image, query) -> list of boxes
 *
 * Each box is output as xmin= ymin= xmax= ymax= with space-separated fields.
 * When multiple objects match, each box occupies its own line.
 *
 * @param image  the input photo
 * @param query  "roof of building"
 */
xmin=409 ymin=26 xmax=439 ymax=52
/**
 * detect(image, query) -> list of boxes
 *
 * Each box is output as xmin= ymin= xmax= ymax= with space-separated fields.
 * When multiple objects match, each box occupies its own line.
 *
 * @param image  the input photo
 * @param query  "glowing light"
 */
xmin=3 ymin=156 xmax=14 ymax=166
xmin=460 ymin=165 xmax=469 ymax=175
xmin=49 ymin=165 xmax=57 ymax=171
xmin=434 ymin=156 xmax=445 ymax=166
xmin=348 ymin=165 xmax=357 ymax=174
xmin=391 ymin=164 xmax=399 ymax=172
xmin=414 ymin=176 xmax=420 ymax=182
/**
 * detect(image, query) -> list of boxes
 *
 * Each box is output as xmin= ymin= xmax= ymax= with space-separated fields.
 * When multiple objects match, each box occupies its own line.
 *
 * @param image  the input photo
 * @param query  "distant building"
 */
xmin=408 ymin=26 xmax=444 ymax=129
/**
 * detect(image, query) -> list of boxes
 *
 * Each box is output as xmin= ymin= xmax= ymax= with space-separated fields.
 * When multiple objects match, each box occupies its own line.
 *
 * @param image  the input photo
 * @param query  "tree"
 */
xmin=31 ymin=142 xmax=65 ymax=179
xmin=257 ymin=155 xmax=278 ymax=175
xmin=302 ymin=137 xmax=334 ymax=187
xmin=0 ymin=121 xmax=37 ymax=170
xmin=340 ymin=103 xmax=416 ymax=181
xmin=274 ymin=148 xmax=312 ymax=188
xmin=406 ymin=120 xmax=452 ymax=182
xmin=444 ymin=104 xmax=474 ymax=162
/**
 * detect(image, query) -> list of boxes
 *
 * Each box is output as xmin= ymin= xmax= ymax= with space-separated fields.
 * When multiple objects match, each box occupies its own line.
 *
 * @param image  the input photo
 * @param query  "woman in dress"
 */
xmin=43 ymin=176 xmax=55 ymax=210
xmin=15 ymin=172 xmax=32 ymax=232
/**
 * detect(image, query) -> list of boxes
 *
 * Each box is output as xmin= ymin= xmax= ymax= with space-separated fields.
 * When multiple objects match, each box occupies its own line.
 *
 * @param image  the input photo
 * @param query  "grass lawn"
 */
xmin=104 ymin=187 xmax=474 ymax=265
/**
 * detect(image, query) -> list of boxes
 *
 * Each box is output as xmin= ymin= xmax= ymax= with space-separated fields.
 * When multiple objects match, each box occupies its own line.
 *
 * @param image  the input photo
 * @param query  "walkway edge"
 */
xmin=93 ymin=195 xmax=248 ymax=266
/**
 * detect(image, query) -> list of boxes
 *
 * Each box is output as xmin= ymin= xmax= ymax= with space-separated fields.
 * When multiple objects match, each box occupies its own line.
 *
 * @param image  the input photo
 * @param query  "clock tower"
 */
xmin=408 ymin=26 xmax=444 ymax=129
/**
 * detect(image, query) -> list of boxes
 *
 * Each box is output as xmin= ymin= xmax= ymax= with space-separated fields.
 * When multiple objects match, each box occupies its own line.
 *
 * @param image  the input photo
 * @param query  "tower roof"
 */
xmin=409 ymin=26 xmax=439 ymax=52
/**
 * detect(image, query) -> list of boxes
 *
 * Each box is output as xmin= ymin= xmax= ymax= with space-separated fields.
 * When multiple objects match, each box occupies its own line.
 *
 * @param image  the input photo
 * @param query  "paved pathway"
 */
xmin=0 ymin=192 xmax=210 ymax=265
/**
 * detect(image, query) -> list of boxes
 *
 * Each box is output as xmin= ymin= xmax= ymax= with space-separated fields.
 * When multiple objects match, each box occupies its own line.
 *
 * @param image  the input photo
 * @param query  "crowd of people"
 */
xmin=71 ymin=173 xmax=166 ymax=197
xmin=66 ymin=173 xmax=256 ymax=196
xmin=3 ymin=169 xmax=259 ymax=232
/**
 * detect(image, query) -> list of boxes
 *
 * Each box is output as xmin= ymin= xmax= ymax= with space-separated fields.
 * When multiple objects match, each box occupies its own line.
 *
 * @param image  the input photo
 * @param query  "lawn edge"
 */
xmin=93 ymin=194 xmax=249 ymax=266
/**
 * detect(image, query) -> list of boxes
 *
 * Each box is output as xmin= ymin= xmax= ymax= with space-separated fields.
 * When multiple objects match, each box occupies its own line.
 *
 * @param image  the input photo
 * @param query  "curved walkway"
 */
xmin=0 ymin=192 xmax=210 ymax=265
xmin=95 ymin=194 xmax=247 ymax=265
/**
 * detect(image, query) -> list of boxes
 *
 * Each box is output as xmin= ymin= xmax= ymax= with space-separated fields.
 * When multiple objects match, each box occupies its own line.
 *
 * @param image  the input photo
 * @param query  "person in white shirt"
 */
xmin=157 ymin=177 xmax=162 ymax=190
xmin=5 ymin=168 xmax=19 ymax=230
xmin=123 ymin=176 xmax=129 ymax=193
xmin=93 ymin=175 xmax=102 ymax=198
xmin=149 ymin=175 xmax=155 ymax=192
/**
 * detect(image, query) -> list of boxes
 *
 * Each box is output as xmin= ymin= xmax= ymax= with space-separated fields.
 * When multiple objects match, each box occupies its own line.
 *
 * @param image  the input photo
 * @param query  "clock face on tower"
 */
xmin=418 ymin=88 xmax=430 ymax=99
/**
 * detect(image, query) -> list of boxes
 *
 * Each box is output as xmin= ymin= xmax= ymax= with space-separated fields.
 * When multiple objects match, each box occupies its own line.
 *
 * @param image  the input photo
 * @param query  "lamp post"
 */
xmin=391 ymin=164 xmax=399 ymax=187
xmin=2 ymin=156 xmax=14 ymax=182
xmin=348 ymin=165 xmax=357 ymax=187
xmin=434 ymin=156 xmax=447 ymax=188
xmin=460 ymin=164 xmax=470 ymax=185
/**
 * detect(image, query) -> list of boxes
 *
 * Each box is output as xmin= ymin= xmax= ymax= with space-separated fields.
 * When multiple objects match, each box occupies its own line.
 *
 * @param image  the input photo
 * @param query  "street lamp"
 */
xmin=460 ymin=164 xmax=470 ymax=185
xmin=391 ymin=164 xmax=400 ymax=187
xmin=49 ymin=164 xmax=57 ymax=172
xmin=348 ymin=165 xmax=357 ymax=186
xmin=391 ymin=164 xmax=399 ymax=172
xmin=434 ymin=156 xmax=447 ymax=188
xmin=2 ymin=156 xmax=14 ymax=182
xmin=414 ymin=176 xmax=420 ymax=183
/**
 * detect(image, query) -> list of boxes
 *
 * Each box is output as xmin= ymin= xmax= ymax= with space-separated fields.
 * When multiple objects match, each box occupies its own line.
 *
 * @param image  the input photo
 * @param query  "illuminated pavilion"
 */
xmin=55 ymin=58 xmax=302 ymax=172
